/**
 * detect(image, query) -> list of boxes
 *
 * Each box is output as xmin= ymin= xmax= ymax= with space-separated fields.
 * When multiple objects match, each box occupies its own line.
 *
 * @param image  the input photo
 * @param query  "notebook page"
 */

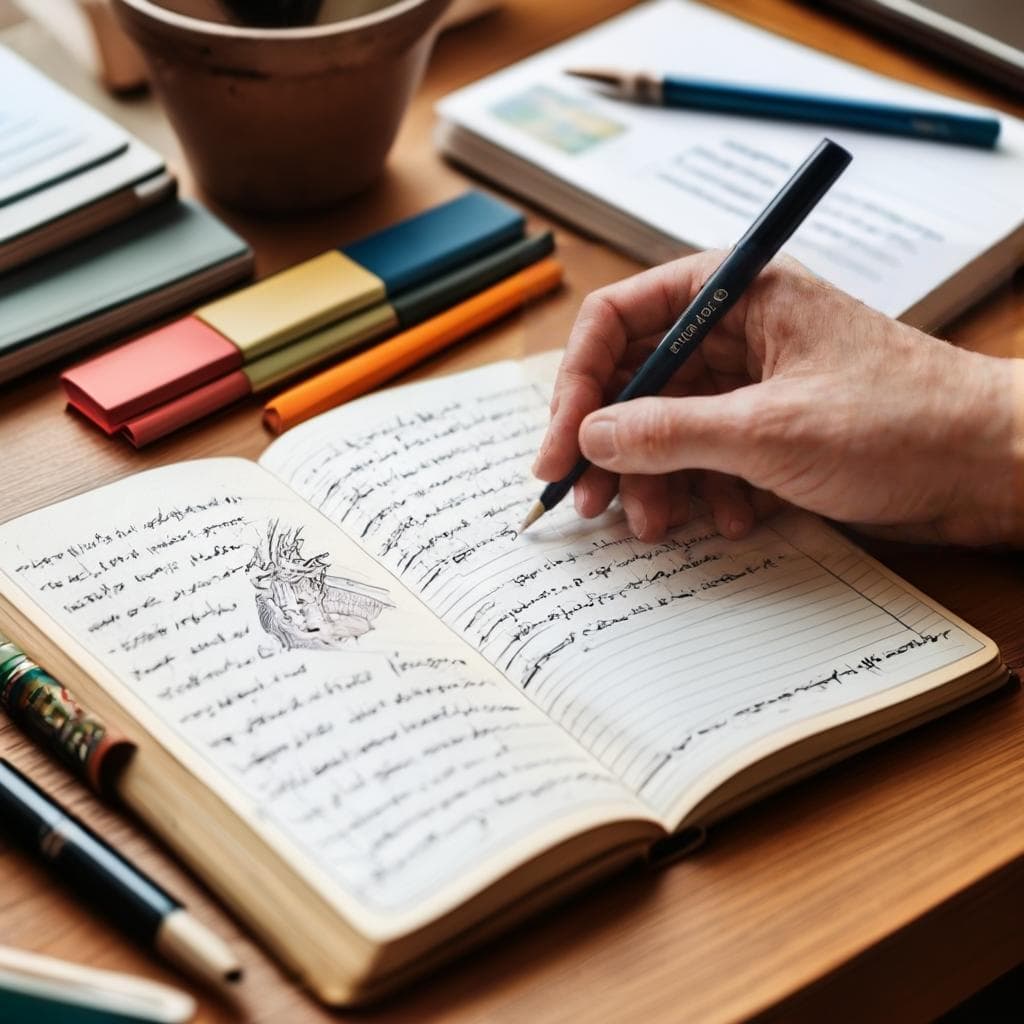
xmin=262 ymin=357 xmax=989 ymax=820
xmin=437 ymin=0 xmax=1024 ymax=320
xmin=0 ymin=458 xmax=649 ymax=920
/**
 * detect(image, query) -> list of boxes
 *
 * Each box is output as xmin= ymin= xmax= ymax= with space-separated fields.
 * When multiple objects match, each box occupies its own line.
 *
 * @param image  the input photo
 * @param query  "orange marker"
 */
xmin=264 ymin=257 xmax=564 ymax=434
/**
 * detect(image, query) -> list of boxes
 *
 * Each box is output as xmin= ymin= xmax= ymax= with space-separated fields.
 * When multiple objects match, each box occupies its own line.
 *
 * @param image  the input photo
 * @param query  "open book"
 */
xmin=436 ymin=0 xmax=1024 ymax=330
xmin=0 ymin=352 xmax=1006 ymax=1004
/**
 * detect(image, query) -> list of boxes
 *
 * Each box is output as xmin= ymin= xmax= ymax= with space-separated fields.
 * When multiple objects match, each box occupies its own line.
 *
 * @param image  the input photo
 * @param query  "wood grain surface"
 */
xmin=1 ymin=2 xmax=1023 ymax=1022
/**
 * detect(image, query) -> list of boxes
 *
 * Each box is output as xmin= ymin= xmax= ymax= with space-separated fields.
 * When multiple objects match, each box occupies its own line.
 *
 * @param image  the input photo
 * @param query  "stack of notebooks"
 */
xmin=62 ymin=190 xmax=556 ymax=445
xmin=436 ymin=0 xmax=1024 ymax=329
xmin=0 ymin=44 xmax=252 ymax=382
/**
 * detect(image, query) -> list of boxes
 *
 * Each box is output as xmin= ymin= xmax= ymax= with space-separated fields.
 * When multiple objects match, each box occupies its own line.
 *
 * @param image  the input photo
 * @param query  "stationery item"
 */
xmin=0 ymin=355 xmax=1008 ymax=1003
xmin=121 ymin=232 xmax=556 ymax=446
xmin=264 ymin=255 xmax=564 ymax=433
xmin=60 ymin=190 xmax=525 ymax=427
xmin=0 ymin=45 xmax=128 ymax=206
xmin=0 ymin=759 xmax=242 ymax=991
xmin=0 ymin=633 xmax=135 ymax=795
xmin=0 ymin=945 xmax=195 ymax=1024
xmin=566 ymin=67 xmax=1001 ymax=148
xmin=0 ymin=45 xmax=174 ymax=273
xmin=0 ymin=141 xmax=174 ymax=274
xmin=436 ymin=0 xmax=1024 ymax=330
xmin=0 ymin=199 xmax=252 ymax=383
xmin=520 ymin=138 xmax=850 ymax=534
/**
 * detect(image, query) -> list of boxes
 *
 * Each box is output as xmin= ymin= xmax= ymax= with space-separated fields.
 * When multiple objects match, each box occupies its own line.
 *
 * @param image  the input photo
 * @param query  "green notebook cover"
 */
xmin=0 ymin=199 xmax=251 ymax=380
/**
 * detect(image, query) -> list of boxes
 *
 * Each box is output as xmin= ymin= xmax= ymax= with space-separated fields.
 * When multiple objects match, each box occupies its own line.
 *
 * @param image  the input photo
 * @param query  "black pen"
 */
xmin=0 ymin=758 xmax=242 ymax=991
xmin=519 ymin=137 xmax=852 ymax=534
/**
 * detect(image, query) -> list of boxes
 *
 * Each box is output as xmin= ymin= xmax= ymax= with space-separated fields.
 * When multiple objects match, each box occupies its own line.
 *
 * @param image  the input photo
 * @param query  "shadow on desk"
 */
xmin=749 ymin=679 xmax=1024 ymax=1024
xmin=940 ymin=964 xmax=1024 ymax=1023
xmin=344 ymin=860 xmax=666 ymax=1020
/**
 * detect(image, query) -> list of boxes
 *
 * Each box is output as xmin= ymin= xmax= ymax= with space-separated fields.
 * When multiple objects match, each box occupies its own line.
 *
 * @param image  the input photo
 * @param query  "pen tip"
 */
xmin=518 ymin=501 xmax=545 ymax=536
xmin=565 ymin=67 xmax=622 ymax=87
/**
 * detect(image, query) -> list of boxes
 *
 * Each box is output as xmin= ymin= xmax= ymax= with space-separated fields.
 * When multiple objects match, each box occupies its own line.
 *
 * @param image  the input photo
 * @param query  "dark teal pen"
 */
xmin=568 ymin=68 xmax=1000 ymax=148
xmin=520 ymin=137 xmax=852 ymax=534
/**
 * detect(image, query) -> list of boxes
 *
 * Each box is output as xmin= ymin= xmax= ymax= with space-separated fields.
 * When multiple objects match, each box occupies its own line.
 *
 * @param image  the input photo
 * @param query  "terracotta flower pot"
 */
xmin=112 ymin=0 xmax=452 ymax=212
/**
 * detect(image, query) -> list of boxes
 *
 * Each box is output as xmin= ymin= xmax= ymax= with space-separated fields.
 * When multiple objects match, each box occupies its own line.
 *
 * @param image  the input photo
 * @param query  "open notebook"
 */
xmin=0 ymin=352 xmax=1006 ymax=1004
xmin=436 ymin=0 xmax=1024 ymax=330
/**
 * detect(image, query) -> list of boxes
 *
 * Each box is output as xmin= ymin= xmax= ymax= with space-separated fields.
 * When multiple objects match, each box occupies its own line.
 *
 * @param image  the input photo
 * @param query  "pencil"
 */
xmin=567 ymin=68 xmax=1001 ymax=148
xmin=264 ymin=256 xmax=564 ymax=434
xmin=519 ymin=137 xmax=851 ymax=535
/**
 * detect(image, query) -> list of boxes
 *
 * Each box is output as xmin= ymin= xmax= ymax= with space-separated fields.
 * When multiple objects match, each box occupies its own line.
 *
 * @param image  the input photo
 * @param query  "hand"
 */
xmin=533 ymin=252 xmax=1024 ymax=546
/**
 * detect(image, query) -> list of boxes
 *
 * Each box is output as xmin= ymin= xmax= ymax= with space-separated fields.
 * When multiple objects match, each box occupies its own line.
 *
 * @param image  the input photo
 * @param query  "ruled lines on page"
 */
xmin=0 ymin=459 xmax=648 ymax=915
xmin=263 ymin=359 xmax=984 ymax=817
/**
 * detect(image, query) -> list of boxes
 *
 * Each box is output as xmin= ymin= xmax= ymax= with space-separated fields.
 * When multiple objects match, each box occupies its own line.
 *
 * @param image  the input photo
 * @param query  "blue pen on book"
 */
xmin=566 ymin=68 xmax=1000 ymax=148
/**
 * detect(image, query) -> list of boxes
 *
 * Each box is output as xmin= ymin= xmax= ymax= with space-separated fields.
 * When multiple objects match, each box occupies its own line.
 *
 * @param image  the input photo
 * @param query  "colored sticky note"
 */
xmin=195 ymin=251 xmax=385 ymax=359
xmin=62 ymin=317 xmax=241 ymax=430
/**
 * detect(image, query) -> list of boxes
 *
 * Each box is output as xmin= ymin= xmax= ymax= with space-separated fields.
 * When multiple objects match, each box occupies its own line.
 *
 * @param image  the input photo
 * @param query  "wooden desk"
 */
xmin=2 ymin=2 xmax=1023 ymax=1021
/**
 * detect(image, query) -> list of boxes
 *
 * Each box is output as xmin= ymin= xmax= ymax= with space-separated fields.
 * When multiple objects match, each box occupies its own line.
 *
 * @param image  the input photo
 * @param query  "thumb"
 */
xmin=579 ymin=390 xmax=770 ymax=478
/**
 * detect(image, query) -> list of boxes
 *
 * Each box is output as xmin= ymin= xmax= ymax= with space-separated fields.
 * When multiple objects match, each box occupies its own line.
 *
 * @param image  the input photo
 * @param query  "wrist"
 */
xmin=950 ymin=350 xmax=1024 ymax=545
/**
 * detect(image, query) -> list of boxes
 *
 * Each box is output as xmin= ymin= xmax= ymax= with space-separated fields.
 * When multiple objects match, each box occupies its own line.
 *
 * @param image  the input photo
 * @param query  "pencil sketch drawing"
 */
xmin=247 ymin=520 xmax=394 ymax=651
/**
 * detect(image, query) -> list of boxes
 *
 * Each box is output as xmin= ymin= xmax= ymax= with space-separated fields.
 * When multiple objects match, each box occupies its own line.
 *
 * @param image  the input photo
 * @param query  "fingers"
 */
xmin=574 ymin=465 xmax=618 ymax=519
xmin=614 ymin=470 xmax=761 ymax=542
xmin=614 ymin=471 xmax=692 ymax=541
xmin=534 ymin=251 xmax=729 ymax=481
xmin=579 ymin=389 xmax=772 ymax=481
xmin=619 ymin=473 xmax=667 ymax=541
xmin=696 ymin=472 xmax=755 ymax=539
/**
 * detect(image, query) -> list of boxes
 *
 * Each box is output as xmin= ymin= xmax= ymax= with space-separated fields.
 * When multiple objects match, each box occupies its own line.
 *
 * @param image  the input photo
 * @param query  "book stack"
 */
xmin=0 ymin=44 xmax=252 ymax=383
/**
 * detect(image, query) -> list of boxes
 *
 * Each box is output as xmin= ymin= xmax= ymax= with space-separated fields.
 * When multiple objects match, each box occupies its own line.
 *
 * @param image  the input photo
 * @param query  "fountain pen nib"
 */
xmin=518 ymin=501 xmax=545 ymax=536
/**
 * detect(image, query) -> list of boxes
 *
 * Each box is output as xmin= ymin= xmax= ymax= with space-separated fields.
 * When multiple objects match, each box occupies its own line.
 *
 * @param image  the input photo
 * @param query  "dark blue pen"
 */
xmin=520 ymin=137 xmax=852 ymax=534
xmin=568 ymin=68 xmax=1000 ymax=149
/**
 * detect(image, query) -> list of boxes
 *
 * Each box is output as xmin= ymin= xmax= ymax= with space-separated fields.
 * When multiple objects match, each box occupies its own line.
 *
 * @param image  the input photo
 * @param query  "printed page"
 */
xmin=437 ymin=0 xmax=1024 ymax=319
xmin=262 ymin=356 xmax=992 ymax=822
xmin=0 ymin=458 xmax=651 ymax=920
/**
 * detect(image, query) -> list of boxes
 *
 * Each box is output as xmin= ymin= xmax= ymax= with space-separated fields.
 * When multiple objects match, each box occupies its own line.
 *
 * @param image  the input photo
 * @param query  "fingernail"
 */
xmin=574 ymin=482 xmax=588 ymax=517
xmin=728 ymin=518 xmax=747 ymax=538
xmin=623 ymin=496 xmax=647 ymax=539
xmin=531 ymin=435 xmax=551 ymax=476
xmin=582 ymin=414 xmax=615 ymax=462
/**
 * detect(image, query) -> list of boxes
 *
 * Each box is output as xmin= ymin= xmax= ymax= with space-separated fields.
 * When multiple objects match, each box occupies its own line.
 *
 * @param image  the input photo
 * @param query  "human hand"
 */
xmin=533 ymin=252 xmax=1024 ymax=546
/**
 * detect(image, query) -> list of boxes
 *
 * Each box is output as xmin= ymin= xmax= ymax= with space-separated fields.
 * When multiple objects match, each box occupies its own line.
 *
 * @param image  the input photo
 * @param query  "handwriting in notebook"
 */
xmin=4 ymin=466 xmax=636 ymax=909
xmin=266 ymin=364 xmax=983 ymax=815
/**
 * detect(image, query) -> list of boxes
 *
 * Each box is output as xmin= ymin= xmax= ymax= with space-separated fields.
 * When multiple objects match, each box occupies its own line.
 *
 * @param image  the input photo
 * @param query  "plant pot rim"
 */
xmin=112 ymin=0 xmax=440 ymax=42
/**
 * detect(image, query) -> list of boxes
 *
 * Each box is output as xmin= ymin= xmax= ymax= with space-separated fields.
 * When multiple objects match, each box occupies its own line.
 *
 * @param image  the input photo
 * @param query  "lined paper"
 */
xmin=0 ymin=459 xmax=645 ymax=913
xmin=264 ymin=356 xmax=985 ymax=817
